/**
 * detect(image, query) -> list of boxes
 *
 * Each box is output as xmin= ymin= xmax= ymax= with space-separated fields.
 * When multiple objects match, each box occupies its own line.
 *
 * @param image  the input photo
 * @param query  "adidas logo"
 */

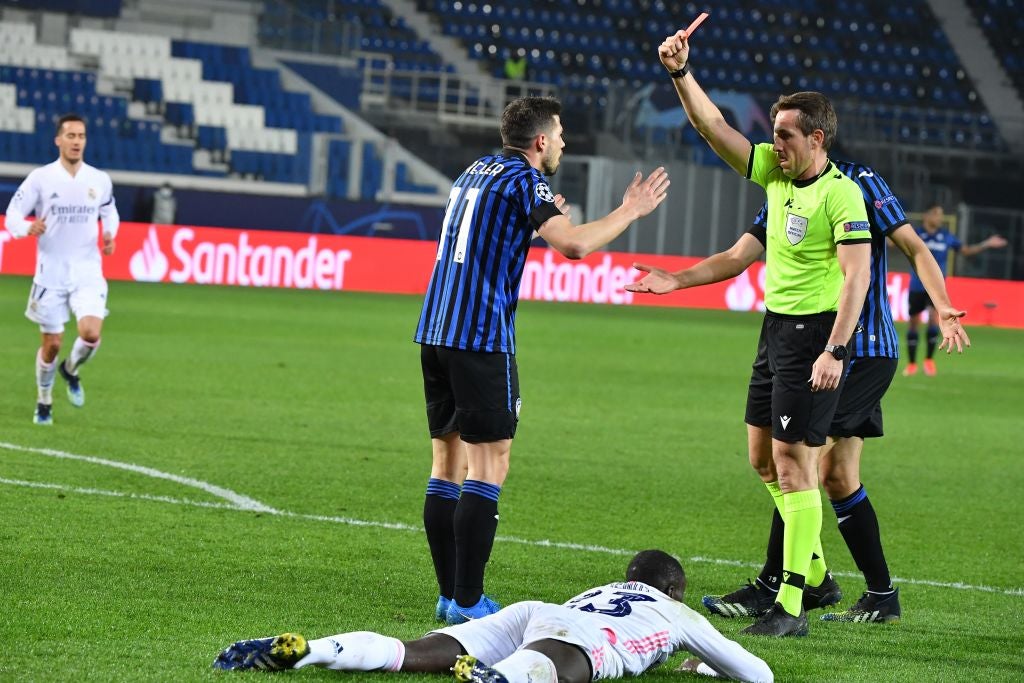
xmin=779 ymin=415 xmax=791 ymax=430
xmin=328 ymin=638 xmax=344 ymax=655
xmin=49 ymin=192 xmax=59 ymax=199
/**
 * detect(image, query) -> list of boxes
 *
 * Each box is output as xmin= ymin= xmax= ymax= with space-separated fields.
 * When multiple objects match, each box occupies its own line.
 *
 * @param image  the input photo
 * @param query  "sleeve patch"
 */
xmin=873 ymin=195 xmax=897 ymax=209
xmin=535 ymin=182 xmax=555 ymax=203
xmin=844 ymin=221 xmax=870 ymax=232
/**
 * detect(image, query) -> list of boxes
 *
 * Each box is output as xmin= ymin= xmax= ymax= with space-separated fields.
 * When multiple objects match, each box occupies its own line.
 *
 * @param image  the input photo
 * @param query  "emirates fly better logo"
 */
xmin=129 ymin=226 xmax=169 ymax=282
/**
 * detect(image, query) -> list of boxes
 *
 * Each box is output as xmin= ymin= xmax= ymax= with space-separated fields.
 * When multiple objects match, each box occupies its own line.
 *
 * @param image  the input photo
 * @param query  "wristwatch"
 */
xmin=824 ymin=344 xmax=848 ymax=361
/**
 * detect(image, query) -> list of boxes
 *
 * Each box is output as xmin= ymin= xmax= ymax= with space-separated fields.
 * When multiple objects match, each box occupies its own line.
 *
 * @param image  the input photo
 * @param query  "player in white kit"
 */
xmin=4 ymin=114 xmax=120 ymax=425
xmin=213 ymin=550 xmax=773 ymax=682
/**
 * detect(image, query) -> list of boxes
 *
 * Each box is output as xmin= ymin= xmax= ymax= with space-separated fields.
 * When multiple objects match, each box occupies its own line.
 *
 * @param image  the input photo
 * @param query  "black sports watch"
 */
xmin=825 ymin=344 xmax=848 ymax=361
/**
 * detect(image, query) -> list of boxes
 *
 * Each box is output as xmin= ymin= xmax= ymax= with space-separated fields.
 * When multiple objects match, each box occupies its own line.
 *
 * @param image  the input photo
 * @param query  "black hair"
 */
xmin=626 ymin=550 xmax=686 ymax=597
xmin=56 ymin=113 xmax=86 ymax=136
xmin=500 ymin=96 xmax=561 ymax=149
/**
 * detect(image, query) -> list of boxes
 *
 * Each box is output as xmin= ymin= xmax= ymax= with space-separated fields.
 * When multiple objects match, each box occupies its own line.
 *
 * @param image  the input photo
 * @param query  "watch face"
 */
xmin=831 ymin=345 xmax=847 ymax=360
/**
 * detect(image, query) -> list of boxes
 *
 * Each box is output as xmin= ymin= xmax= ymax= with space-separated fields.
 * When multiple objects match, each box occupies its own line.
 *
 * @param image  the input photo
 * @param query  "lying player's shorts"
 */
xmin=432 ymin=601 xmax=621 ymax=681
xmin=421 ymin=344 xmax=520 ymax=443
xmin=828 ymin=357 xmax=898 ymax=439
xmin=25 ymin=279 xmax=109 ymax=333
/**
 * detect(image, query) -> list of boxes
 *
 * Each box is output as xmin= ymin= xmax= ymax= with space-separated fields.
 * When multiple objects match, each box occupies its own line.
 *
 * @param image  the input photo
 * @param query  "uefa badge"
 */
xmin=785 ymin=213 xmax=807 ymax=245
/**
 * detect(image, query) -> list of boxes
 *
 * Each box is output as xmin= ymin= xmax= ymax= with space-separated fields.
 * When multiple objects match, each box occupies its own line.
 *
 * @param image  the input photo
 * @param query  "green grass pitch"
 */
xmin=0 ymin=275 xmax=1021 ymax=682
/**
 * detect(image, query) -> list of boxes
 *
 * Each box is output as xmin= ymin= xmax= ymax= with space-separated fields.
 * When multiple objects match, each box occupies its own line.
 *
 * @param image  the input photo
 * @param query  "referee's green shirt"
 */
xmin=747 ymin=143 xmax=871 ymax=315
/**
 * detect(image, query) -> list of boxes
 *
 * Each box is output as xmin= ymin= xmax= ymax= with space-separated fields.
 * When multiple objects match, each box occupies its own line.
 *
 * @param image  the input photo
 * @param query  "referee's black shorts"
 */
xmin=829 ymin=356 xmax=898 ymax=439
xmin=745 ymin=311 xmax=850 ymax=447
xmin=420 ymin=344 xmax=520 ymax=443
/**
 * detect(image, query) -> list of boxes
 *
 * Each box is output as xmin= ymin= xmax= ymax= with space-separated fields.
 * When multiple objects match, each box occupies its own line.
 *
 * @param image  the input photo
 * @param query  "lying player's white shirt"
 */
xmin=4 ymin=159 xmax=119 ymax=289
xmin=437 ymin=581 xmax=772 ymax=682
xmin=562 ymin=581 xmax=772 ymax=681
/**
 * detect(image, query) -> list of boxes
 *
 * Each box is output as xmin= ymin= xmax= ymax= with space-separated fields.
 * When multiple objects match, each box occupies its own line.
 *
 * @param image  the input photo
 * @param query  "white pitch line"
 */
xmin=0 ymin=477 xmax=248 ymax=511
xmin=2 ymin=475 xmax=1021 ymax=598
xmin=0 ymin=441 xmax=277 ymax=513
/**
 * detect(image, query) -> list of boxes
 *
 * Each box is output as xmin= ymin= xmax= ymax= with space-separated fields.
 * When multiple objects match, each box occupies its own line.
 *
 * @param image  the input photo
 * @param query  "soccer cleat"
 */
xmin=702 ymin=580 xmax=776 ymax=618
xmin=33 ymin=402 xmax=53 ymax=426
xmin=57 ymin=360 xmax=85 ymax=407
xmin=452 ymin=654 xmax=509 ymax=683
xmin=446 ymin=595 xmax=501 ymax=625
xmin=902 ymin=362 xmax=918 ymax=377
xmin=212 ymin=633 xmax=310 ymax=671
xmin=803 ymin=572 xmax=843 ymax=611
xmin=821 ymin=588 xmax=901 ymax=623
xmin=435 ymin=595 xmax=452 ymax=622
xmin=740 ymin=603 xmax=809 ymax=637
xmin=922 ymin=359 xmax=937 ymax=376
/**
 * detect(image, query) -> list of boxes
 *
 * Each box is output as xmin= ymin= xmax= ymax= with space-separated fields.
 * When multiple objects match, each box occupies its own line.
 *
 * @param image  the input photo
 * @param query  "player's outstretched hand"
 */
xmin=622 ymin=167 xmax=670 ymax=219
xmin=985 ymin=234 xmax=1008 ymax=249
xmin=625 ymin=262 xmax=680 ymax=295
xmin=658 ymin=30 xmax=690 ymax=72
xmin=936 ymin=306 xmax=970 ymax=353
xmin=28 ymin=217 xmax=46 ymax=236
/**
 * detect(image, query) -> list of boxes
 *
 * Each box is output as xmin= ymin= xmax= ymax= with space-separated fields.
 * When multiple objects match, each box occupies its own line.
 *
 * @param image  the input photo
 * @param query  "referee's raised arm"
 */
xmin=659 ymin=29 xmax=751 ymax=176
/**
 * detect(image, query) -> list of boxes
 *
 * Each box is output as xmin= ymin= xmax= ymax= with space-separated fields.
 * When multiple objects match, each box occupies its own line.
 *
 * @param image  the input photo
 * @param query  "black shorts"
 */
xmin=420 ymin=344 xmax=520 ymax=443
xmin=908 ymin=290 xmax=932 ymax=317
xmin=745 ymin=311 xmax=850 ymax=447
xmin=829 ymin=356 xmax=897 ymax=439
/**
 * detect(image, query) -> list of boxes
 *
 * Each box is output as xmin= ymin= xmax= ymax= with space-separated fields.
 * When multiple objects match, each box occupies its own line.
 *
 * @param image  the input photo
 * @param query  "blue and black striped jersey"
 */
xmin=414 ymin=149 xmax=562 ymax=354
xmin=749 ymin=160 xmax=909 ymax=358
xmin=908 ymin=226 xmax=961 ymax=292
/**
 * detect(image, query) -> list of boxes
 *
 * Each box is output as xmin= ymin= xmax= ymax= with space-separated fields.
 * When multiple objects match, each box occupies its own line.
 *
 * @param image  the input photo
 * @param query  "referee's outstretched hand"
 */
xmin=622 ymin=167 xmax=670 ymax=219
xmin=626 ymin=262 xmax=680 ymax=295
xmin=659 ymin=30 xmax=691 ymax=72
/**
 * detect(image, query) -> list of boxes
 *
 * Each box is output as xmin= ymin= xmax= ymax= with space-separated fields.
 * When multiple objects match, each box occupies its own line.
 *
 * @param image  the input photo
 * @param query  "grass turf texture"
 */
xmin=0 ymin=276 xmax=1021 ymax=682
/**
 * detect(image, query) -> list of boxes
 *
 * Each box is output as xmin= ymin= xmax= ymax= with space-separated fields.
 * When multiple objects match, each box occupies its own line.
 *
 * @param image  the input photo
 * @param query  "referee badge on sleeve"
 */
xmin=785 ymin=213 xmax=808 ymax=245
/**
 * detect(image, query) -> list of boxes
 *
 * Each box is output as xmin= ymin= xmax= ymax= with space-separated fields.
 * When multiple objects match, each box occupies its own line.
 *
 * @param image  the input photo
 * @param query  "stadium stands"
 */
xmin=967 ymin=0 xmax=1024 ymax=99
xmin=417 ymin=0 xmax=1006 ymax=151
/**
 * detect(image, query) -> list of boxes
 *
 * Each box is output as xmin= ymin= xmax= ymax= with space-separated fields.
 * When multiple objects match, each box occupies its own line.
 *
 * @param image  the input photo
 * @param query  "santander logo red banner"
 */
xmin=2 ymin=220 xmax=1022 ymax=327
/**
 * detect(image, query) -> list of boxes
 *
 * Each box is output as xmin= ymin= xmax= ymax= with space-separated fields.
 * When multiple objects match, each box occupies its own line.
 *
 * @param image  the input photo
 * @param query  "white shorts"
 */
xmin=25 ymin=280 xmax=109 ymax=333
xmin=432 ymin=602 xmax=622 ymax=681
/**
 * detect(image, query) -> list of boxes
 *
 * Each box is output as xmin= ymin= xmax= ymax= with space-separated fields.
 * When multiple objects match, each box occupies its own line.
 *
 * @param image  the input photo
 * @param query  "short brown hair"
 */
xmin=500 ymin=96 xmax=561 ymax=149
xmin=769 ymin=92 xmax=837 ymax=151
xmin=56 ymin=113 xmax=86 ymax=136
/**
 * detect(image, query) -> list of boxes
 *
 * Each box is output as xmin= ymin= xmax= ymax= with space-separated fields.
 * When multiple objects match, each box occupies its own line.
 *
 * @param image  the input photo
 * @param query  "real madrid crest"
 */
xmin=88 ymin=187 xmax=97 ymax=200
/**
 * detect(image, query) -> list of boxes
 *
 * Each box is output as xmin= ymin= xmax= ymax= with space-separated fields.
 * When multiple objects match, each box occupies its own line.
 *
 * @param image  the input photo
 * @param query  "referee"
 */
xmin=658 ymin=30 xmax=872 ymax=636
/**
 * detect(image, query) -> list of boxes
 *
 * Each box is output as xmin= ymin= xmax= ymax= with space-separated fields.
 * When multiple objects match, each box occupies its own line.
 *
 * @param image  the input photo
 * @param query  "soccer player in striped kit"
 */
xmin=414 ymin=96 xmax=670 ymax=625
xmin=628 ymin=161 xmax=969 ymax=625
xmin=904 ymin=203 xmax=1006 ymax=376
xmin=4 ymin=113 xmax=119 ymax=425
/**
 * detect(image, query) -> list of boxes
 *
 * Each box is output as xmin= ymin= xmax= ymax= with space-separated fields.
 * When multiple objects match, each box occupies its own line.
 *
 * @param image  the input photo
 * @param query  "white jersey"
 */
xmin=562 ymin=581 xmax=772 ymax=681
xmin=4 ymin=159 xmax=120 ymax=289
xmin=437 ymin=581 xmax=772 ymax=682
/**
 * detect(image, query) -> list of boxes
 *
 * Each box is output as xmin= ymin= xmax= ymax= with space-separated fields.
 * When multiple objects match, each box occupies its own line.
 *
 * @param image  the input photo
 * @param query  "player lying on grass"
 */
xmin=213 ymin=550 xmax=773 ymax=682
